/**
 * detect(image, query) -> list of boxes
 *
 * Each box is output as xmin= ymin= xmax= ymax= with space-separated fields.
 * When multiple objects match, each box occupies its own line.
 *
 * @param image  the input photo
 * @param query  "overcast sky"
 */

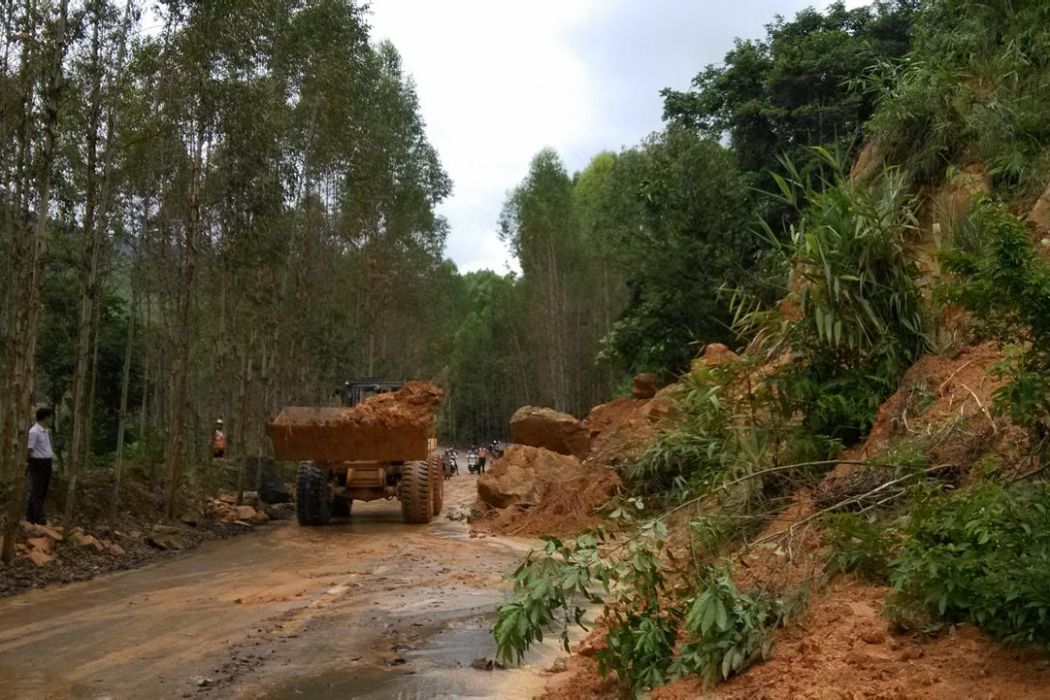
xmin=368 ymin=1 xmax=868 ymax=273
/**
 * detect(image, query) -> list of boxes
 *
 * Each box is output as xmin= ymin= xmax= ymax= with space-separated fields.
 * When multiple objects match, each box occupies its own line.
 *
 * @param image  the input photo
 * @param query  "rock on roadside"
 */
xmin=510 ymin=406 xmax=591 ymax=459
xmin=477 ymin=445 xmax=582 ymax=509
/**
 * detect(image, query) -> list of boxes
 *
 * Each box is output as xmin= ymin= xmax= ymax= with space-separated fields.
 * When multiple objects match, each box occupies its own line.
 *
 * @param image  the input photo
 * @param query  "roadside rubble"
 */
xmin=473 ymin=374 xmax=676 ymax=536
xmin=0 ymin=485 xmax=290 ymax=598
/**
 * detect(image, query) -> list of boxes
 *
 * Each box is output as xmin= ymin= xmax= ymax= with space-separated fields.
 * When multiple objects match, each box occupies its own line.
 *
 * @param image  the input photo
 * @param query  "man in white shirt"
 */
xmin=26 ymin=407 xmax=54 ymax=525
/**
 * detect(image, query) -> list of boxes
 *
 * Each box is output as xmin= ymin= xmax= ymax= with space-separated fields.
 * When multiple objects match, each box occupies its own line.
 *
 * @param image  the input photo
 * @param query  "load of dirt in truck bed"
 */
xmin=268 ymin=381 xmax=443 ymax=462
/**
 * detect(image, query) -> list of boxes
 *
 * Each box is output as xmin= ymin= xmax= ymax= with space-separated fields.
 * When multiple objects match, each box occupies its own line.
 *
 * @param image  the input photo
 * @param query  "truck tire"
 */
xmin=428 ymin=451 xmax=444 ymax=516
xmin=296 ymin=462 xmax=331 ymax=526
xmin=400 ymin=460 xmax=433 ymax=524
xmin=331 ymin=496 xmax=352 ymax=518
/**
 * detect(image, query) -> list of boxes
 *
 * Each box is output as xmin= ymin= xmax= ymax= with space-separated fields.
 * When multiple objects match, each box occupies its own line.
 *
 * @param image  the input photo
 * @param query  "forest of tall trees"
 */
xmin=0 ymin=0 xmax=922 ymax=560
xmin=0 ymin=0 xmax=458 ymax=558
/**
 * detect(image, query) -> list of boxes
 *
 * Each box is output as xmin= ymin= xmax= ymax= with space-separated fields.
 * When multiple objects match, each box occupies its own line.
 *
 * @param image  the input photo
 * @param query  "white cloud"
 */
xmin=368 ymin=1 xmax=876 ymax=273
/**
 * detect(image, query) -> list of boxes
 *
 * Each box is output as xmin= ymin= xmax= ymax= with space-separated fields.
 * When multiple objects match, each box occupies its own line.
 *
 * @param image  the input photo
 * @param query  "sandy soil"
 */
xmin=0 ymin=472 xmax=569 ymax=699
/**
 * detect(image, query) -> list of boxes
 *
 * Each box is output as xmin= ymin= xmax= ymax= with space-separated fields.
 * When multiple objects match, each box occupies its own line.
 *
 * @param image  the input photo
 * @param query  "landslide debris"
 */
xmin=474 ymin=445 xmax=621 ymax=537
xmin=477 ymin=445 xmax=582 ymax=509
xmin=510 ymin=406 xmax=592 ymax=459
xmin=475 ymin=386 xmax=674 ymax=536
xmin=650 ymin=580 xmax=1050 ymax=700
xmin=816 ymin=341 xmax=1017 ymax=506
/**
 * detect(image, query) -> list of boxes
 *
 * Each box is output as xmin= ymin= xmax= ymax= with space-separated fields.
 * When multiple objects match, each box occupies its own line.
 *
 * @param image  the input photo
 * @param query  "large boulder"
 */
xmin=700 ymin=342 xmax=740 ymax=366
xmin=510 ymin=406 xmax=591 ymax=459
xmin=631 ymin=373 xmax=660 ymax=399
xmin=477 ymin=445 xmax=581 ymax=509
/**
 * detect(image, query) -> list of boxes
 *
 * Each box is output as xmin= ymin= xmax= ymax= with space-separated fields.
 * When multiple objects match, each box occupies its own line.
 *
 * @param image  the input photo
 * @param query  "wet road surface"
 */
xmin=0 ymin=475 xmax=566 ymax=699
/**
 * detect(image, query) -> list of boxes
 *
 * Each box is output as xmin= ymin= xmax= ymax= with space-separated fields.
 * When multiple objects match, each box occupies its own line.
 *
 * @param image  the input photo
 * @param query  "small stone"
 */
xmin=27 ymin=548 xmax=54 ymax=567
xmin=860 ymin=629 xmax=885 ymax=645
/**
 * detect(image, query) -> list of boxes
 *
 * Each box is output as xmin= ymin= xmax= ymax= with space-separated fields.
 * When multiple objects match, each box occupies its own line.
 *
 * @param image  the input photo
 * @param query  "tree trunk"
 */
xmin=64 ymin=0 xmax=133 ymax=524
xmin=111 ymin=294 xmax=135 ymax=515
xmin=164 ymin=129 xmax=206 ymax=520
xmin=234 ymin=341 xmax=254 ymax=506
xmin=2 ymin=0 xmax=71 ymax=563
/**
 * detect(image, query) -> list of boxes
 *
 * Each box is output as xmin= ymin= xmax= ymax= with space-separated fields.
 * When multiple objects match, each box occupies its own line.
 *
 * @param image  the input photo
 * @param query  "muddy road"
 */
xmin=0 ymin=475 xmax=564 ymax=699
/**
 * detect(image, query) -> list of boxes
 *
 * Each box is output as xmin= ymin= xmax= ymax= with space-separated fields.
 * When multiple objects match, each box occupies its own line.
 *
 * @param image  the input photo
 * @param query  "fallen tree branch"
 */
xmin=661 ymin=459 xmax=916 ymax=523
xmin=746 ymin=464 xmax=954 ymax=548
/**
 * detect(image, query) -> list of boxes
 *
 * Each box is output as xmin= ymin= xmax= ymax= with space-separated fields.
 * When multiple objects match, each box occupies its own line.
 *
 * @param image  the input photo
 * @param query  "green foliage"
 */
xmin=889 ymin=482 xmax=1050 ymax=647
xmin=663 ymin=1 xmax=918 ymax=206
xmin=594 ymin=129 xmax=754 ymax=375
xmin=493 ymin=516 xmax=787 ymax=695
xmin=493 ymin=531 xmax=611 ymax=665
xmin=823 ymin=512 xmax=898 ymax=583
xmin=740 ymin=154 xmax=928 ymax=443
xmin=596 ymin=520 xmax=675 ymax=691
xmin=943 ymin=200 xmax=1050 ymax=446
xmin=497 ymin=149 xmax=623 ymax=413
xmin=444 ymin=270 xmax=526 ymax=442
xmin=627 ymin=361 xmax=745 ymax=497
xmin=671 ymin=570 xmax=775 ymax=687
xmin=868 ymin=0 xmax=1050 ymax=194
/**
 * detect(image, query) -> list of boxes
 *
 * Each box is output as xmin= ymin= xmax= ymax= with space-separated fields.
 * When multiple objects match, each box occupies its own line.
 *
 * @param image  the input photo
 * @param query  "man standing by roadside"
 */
xmin=26 ymin=407 xmax=54 ymax=525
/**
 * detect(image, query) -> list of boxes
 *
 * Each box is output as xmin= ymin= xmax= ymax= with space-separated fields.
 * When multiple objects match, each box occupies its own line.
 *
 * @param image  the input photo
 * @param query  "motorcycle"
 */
xmin=443 ymin=451 xmax=458 ymax=479
xmin=467 ymin=451 xmax=479 ymax=474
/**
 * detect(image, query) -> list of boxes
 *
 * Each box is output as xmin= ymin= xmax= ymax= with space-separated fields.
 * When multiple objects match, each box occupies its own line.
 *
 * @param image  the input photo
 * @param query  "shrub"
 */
xmin=889 ymin=482 xmax=1050 ymax=647
xmin=943 ymin=199 xmax=1050 ymax=449
xmin=493 ymin=530 xmax=612 ymax=665
xmin=867 ymin=1 xmax=1050 ymax=196
xmin=492 ymin=515 xmax=792 ymax=695
xmin=740 ymin=153 xmax=929 ymax=444
xmin=670 ymin=569 xmax=775 ymax=688
xmin=823 ymin=512 xmax=898 ymax=583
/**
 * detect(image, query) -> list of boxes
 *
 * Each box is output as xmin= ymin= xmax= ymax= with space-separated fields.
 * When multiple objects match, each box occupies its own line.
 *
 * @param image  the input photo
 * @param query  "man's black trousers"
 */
xmin=27 ymin=457 xmax=52 ymax=525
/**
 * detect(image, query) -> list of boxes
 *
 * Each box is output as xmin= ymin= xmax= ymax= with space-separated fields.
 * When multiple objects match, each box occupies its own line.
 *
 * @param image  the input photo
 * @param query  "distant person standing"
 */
xmin=26 ymin=407 xmax=54 ymax=525
xmin=478 ymin=444 xmax=488 ymax=474
xmin=212 ymin=419 xmax=226 ymax=459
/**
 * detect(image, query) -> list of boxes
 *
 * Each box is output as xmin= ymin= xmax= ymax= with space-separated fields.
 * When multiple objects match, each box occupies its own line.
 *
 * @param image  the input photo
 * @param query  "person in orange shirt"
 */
xmin=212 ymin=419 xmax=226 ymax=459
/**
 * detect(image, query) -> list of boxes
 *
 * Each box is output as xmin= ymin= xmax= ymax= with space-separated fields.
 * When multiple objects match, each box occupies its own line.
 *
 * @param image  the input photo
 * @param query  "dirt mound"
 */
xmin=268 ymin=381 xmax=443 ymax=462
xmin=510 ymin=406 xmax=592 ymax=459
xmin=1028 ymin=177 xmax=1050 ymax=235
xmin=584 ymin=396 xmax=665 ymax=469
xmin=477 ymin=445 xmax=582 ymax=509
xmin=652 ymin=579 xmax=1050 ymax=699
xmin=351 ymin=380 xmax=445 ymax=428
xmin=476 ymin=468 xmax=622 ymax=538
xmin=474 ymin=394 xmax=669 ymax=536
xmin=817 ymin=342 xmax=1022 ymax=503
xmin=699 ymin=342 xmax=740 ymax=366
xmin=474 ymin=445 xmax=621 ymax=536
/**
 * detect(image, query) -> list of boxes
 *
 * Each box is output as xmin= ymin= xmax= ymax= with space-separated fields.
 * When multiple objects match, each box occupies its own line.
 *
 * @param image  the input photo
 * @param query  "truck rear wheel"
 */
xmin=296 ymin=462 xmax=332 ymax=526
xmin=428 ymin=451 xmax=444 ymax=516
xmin=400 ymin=460 xmax=433 ymax=524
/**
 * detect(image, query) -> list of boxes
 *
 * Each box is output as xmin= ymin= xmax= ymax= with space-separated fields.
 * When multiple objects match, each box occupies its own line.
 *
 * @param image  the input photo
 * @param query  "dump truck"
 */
xmin=266 ymin=380 xmax=445 ymax=526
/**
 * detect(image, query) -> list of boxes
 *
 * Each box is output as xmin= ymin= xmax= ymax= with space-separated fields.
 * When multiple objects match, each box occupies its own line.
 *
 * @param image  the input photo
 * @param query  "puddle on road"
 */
xmin=258 ymin=612 xmax=554 ymax=700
